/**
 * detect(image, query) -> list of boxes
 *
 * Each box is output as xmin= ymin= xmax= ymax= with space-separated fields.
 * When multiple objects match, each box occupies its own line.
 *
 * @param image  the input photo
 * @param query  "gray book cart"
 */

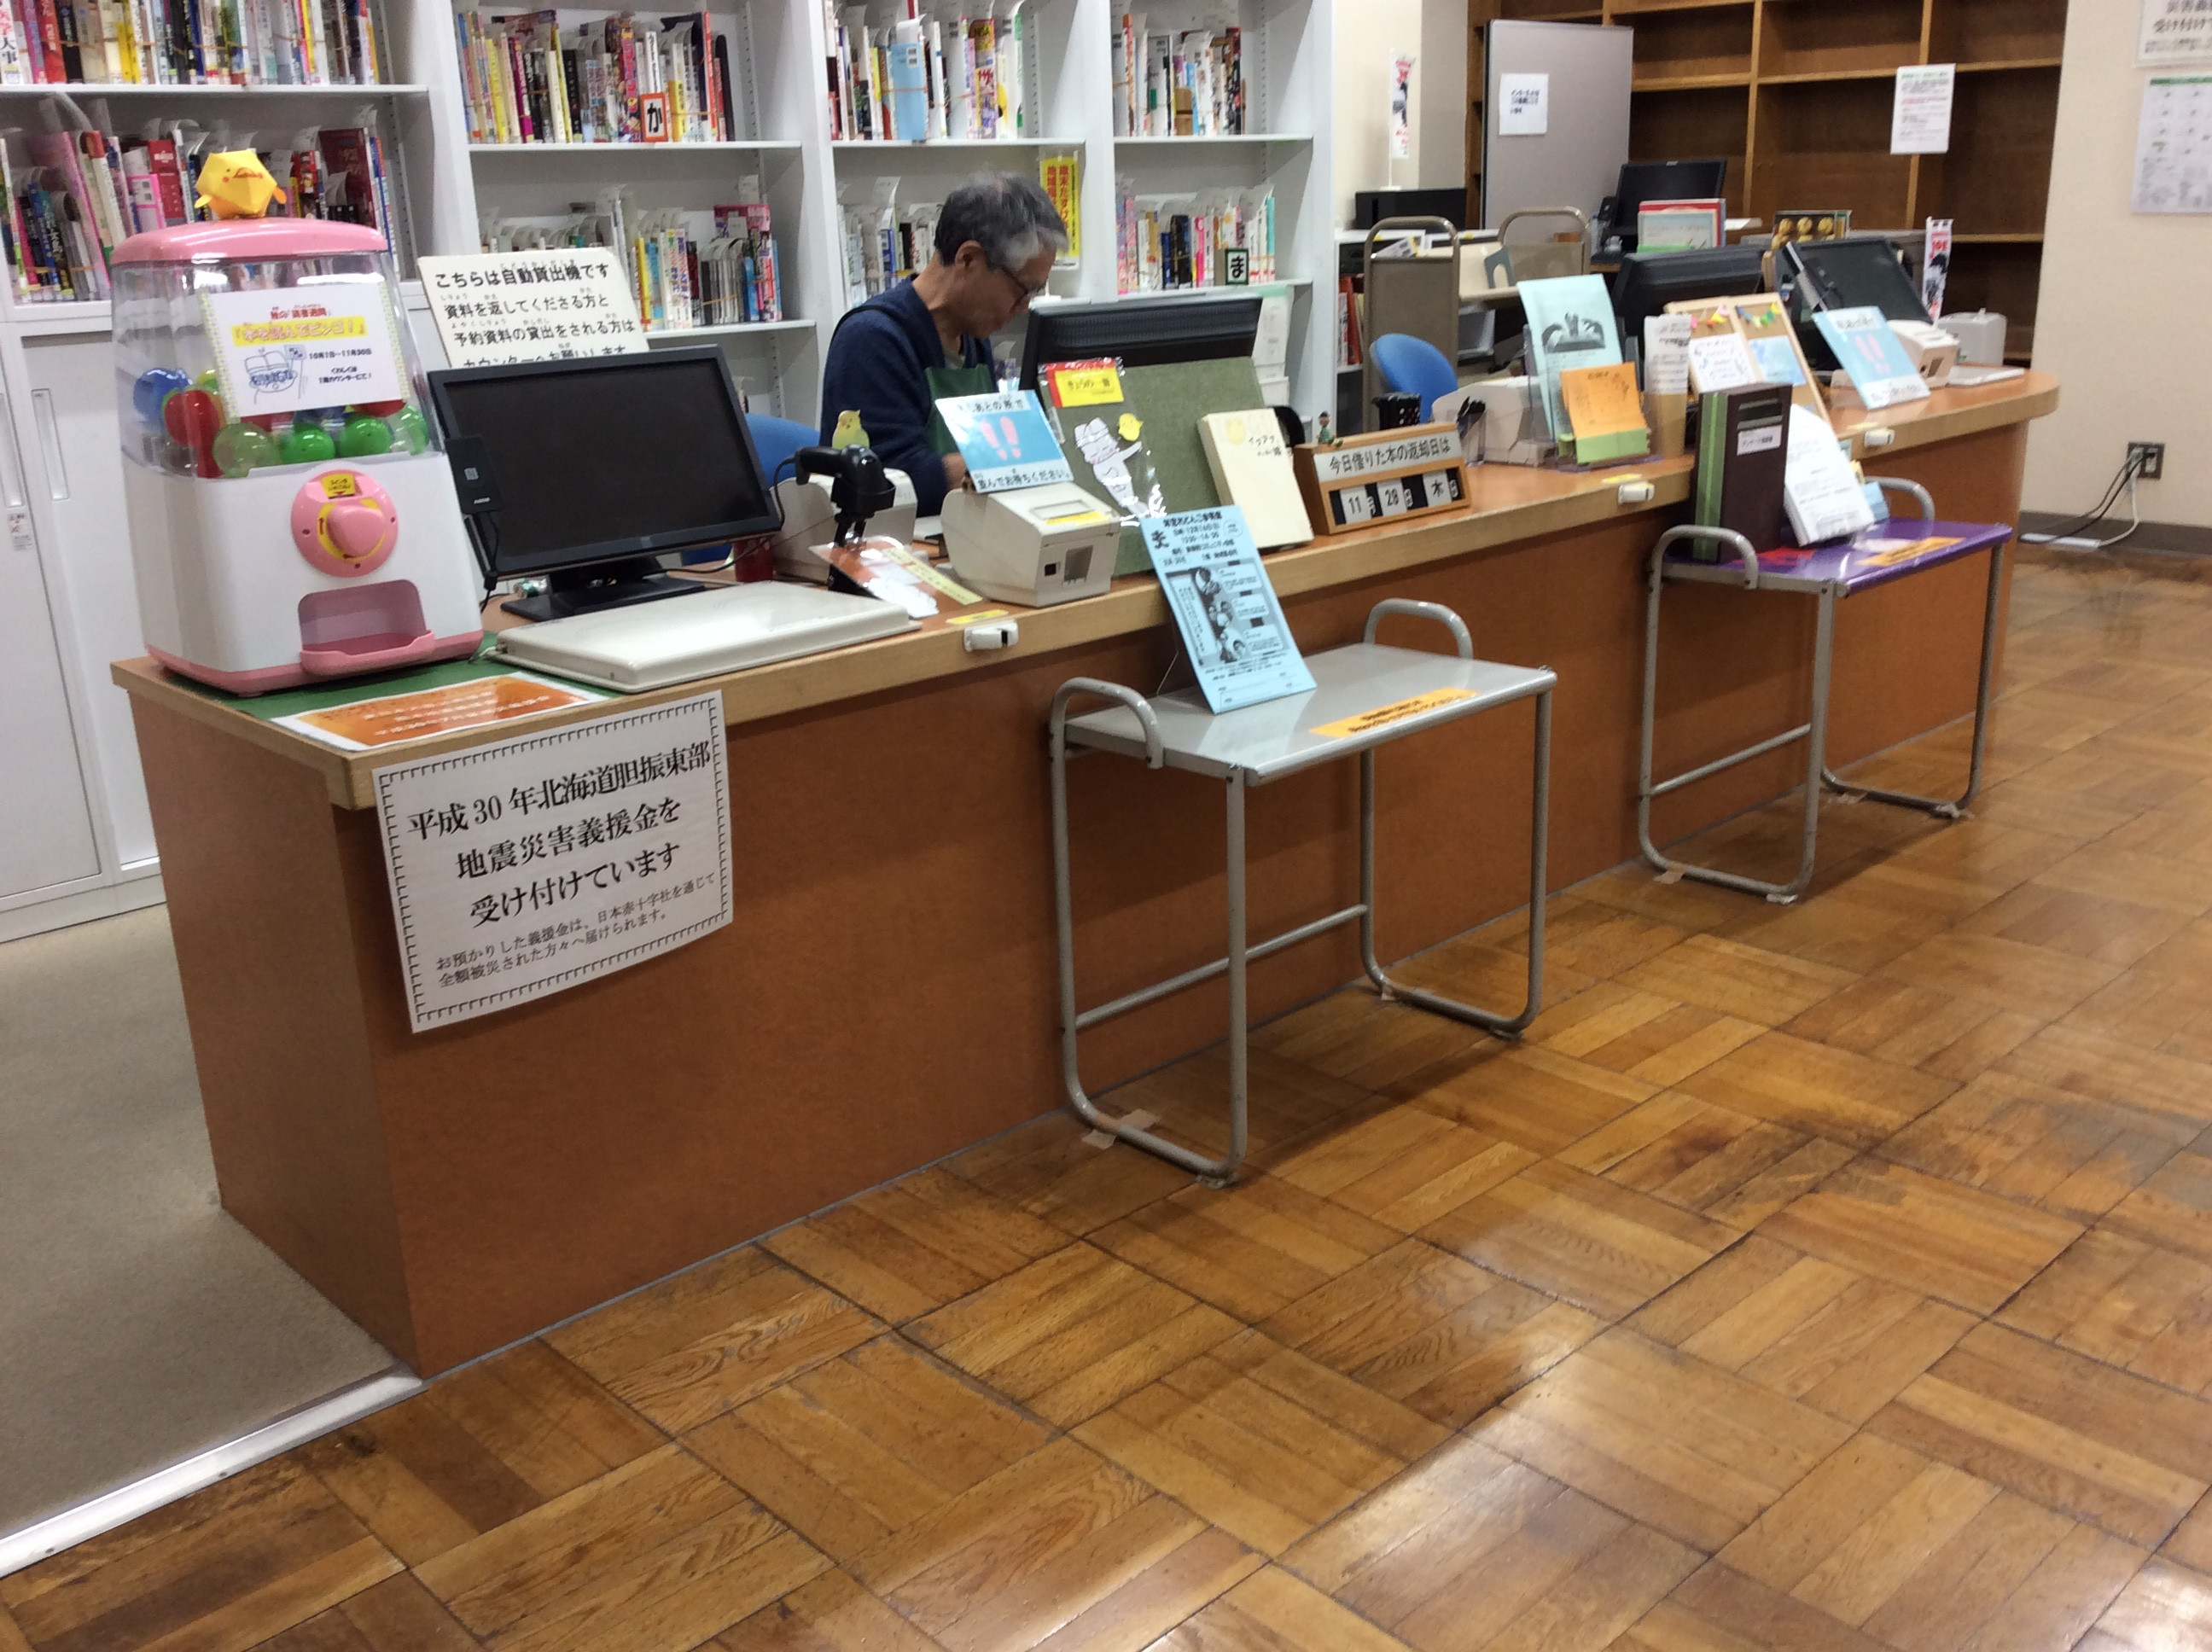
xmin=1051 ymin=600 xmax=1556 ymax=1185
xmin=1638 ymin=480 xmax=2011 ymax=905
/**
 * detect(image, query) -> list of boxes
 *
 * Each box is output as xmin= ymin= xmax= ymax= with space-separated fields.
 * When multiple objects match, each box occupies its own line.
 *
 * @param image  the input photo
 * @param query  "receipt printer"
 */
xmin=1888 ymin=321 xmax=1960 ymax=388
xmin=941 ymin=481 xmax=1120 ymax=608
xmin=769 ymin=468 xmax=917 ymax=581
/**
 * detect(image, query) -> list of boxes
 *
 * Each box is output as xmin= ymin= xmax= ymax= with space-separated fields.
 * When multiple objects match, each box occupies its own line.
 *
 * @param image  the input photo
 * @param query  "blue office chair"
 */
xmin=1370 ymin=334 xmax=1459 ymax=423
xmin=685 ymin=412 xmax=815 ymax=565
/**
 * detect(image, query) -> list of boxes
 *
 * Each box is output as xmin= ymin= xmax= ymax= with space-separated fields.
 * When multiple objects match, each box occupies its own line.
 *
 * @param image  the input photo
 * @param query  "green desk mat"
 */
xmin=173 ymin=649 xmax=518 ymax=724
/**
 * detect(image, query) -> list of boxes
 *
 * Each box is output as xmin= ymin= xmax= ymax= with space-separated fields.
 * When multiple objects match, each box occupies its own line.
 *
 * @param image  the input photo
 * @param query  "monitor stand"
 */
xmin=500 ymin=557 xmax=707 ymax=623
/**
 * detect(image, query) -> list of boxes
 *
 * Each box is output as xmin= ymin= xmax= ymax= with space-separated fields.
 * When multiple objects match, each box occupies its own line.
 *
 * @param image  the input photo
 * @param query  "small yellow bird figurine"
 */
xmin=194 ymin=150 xmax=288 ymax=220
xmin=830 ymin=409 xmax=870 ymax=448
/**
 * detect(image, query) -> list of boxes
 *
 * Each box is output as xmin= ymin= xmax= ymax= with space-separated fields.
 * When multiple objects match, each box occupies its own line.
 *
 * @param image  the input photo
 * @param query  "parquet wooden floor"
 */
xmin=15 ymin=549 xmax=2212 ymax=1649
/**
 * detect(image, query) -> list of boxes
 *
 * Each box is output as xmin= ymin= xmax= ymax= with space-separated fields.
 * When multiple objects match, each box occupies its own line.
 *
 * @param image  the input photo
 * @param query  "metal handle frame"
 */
xmin=1051 ymin=602 xmax=1549 ymax=1185
xmin=1637 ymin=508 xmax=2002 ymax=905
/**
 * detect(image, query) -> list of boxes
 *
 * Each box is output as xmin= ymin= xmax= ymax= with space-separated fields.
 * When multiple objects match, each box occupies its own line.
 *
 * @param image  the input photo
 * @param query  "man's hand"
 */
xmin=942 ymin=451 xmax=969 ymax=490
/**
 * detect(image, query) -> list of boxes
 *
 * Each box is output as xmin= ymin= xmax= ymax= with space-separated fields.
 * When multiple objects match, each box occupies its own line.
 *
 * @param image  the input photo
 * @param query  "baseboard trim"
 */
xmin=0 ymin=874 xmax=167 ymax=944
xmin=0 ymin=1364 xmax=421 ymax=1580
xmin=2018 ymin=512 xmax=2212 ymax=556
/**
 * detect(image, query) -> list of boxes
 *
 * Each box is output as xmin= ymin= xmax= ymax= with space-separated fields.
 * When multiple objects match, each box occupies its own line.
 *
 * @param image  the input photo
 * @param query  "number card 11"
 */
xmin=1293 ymin=423 xmax=1467 ymax=535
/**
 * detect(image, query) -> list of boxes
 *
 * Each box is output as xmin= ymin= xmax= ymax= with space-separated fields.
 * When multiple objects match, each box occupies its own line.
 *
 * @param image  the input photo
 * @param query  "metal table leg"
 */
xmin=1821 ymin=538 xmax=2005 ymax=819
xmin=1363 ymin=689 xmax=1551 ymax=1032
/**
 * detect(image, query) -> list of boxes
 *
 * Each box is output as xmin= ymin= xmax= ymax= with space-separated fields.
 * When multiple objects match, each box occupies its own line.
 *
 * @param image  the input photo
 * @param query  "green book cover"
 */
xmin=1692 ymin=388 xmax=1731 ymax=561
xmin=1119 ymin=356 xmax=1268 ymax=574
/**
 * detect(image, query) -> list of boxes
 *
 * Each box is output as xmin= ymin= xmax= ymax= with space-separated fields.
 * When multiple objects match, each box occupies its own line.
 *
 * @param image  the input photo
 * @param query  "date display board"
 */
xmin=1293 ymin=424 xmax=1466 ymax=535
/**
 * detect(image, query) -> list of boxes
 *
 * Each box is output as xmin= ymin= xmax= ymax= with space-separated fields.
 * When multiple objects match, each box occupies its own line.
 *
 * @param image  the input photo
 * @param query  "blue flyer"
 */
xmin=1813 ymin=305 xmax=1932 ymax=411
xmin=1141 ymin=507 xmax=1316 ymax=714
xmin=934 ymin=390 xmax=1074 ymax=492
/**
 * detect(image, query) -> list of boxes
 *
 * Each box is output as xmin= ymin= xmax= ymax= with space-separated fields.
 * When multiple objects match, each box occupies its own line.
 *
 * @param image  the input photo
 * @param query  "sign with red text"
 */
xmin=373 ymin=693 xmax=731 ymax=1032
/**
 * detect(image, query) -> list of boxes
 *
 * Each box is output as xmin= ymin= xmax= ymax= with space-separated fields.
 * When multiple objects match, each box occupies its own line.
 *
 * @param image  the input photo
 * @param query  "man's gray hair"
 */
xmin=934 ymin=172 xmax=1069 ymax=270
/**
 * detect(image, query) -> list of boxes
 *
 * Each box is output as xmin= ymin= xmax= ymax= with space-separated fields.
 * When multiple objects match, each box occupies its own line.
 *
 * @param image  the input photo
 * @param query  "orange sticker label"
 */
xmin=1310 ymin=688 xmax=1476 ymax=741
xmin=292 ymin=676 xmax=597 ymax=749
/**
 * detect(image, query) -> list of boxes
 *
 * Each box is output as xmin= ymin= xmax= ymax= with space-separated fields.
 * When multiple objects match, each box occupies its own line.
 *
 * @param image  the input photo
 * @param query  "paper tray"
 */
xmin=492 ymin=582 xmax=918 ymax=693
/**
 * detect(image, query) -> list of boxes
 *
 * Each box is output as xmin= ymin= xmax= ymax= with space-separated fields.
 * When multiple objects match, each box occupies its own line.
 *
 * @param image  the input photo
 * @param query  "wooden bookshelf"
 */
xmin=1468 ymin=0 xmax=2068 ymax=359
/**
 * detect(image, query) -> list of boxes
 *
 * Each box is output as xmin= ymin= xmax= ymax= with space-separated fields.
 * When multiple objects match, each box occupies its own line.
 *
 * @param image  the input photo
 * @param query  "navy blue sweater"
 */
xmin=818 ymin=279 xmax=991 ymax=515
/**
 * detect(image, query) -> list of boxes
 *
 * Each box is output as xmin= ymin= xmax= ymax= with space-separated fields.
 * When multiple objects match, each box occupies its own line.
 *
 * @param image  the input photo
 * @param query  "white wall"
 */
xmin=2026 ymin=0 xmax=2212 ymax=528
xmin=1330 ymin=0 xmax=1427 ymax=224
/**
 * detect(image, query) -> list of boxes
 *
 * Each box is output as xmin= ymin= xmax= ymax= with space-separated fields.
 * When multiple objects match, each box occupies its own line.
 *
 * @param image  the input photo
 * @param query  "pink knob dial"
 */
xmin=291 ymin=468 xmax=399 ymax=578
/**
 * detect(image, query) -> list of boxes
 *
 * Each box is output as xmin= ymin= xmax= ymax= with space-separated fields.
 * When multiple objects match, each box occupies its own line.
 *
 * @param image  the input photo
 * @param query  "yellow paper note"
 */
xmin=1559 ymin=363 xmax=1646 ymax=439
xmin=1047 ymin=363 xmax=1123 ymax=406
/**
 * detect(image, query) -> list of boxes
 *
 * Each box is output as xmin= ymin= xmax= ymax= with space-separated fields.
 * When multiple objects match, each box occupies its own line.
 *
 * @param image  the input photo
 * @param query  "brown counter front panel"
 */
xmin=133 ymin=417 xmax=2029 ymax=1373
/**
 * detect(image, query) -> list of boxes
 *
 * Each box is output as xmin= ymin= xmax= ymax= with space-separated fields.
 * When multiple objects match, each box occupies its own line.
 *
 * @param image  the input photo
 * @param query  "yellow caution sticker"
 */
xmin=946 ymin=608 xmax=1011 ymax=626
xmin=1311 ymin=688 xmax=1477 ymax=740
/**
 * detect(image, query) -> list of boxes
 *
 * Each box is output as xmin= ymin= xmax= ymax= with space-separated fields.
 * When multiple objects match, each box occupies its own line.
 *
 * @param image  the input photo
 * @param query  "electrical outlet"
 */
xmin=2129 ymin=441 xmax=2166 ymax=481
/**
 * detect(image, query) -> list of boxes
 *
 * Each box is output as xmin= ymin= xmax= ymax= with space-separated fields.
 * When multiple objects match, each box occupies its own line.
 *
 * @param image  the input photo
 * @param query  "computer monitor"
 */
xmin=1781 ymin=236 xmax=1932 ymax=370
xmin=1609 ymin=159 xmax=1730 ymax=253
xmin=428 ymin=347 xmax=783 ymax=622
xmin=1783 ymin=235 xmax=1932 ymax=323
xmin=1610 ymin=245 xmax=1767 ymax=340
xmin=1354 ymin=188 xmax=1467 ymax=231
xmin=1018 ymin=294 xmax=1263 ymax=391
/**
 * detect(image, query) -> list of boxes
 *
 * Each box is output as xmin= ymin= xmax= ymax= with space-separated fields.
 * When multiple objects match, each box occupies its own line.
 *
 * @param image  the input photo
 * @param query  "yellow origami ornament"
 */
xmin=194 ymin=150 xmax=288 ymax=220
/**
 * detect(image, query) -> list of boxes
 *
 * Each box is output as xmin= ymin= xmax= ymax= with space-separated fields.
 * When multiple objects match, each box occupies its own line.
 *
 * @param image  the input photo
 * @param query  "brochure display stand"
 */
xmin=1636 ymin=480 xmax=2011 ymax=905
xmin=1050 ymin=597 xmax=1554 ymax=1185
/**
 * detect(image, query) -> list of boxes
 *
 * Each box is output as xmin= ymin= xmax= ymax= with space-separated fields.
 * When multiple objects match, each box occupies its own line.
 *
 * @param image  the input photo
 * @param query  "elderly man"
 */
xmin=818 ymin=172 xmax=1068 ymax=514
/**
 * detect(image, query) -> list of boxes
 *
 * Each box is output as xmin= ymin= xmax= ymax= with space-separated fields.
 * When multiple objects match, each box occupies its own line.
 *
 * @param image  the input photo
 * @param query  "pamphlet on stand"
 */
xmin=1518 ymin=276 xmax=1623 ymax=463
xmin=1781 ymin=404 xmax=1876 ymax=545
xmin=1141 ymin=507 xmax=1315 ymax=713
xmin=1813 ymin=306 xmax=1932 ymax=410
xmin=934 ymin=391 xmax=1075 ymax=491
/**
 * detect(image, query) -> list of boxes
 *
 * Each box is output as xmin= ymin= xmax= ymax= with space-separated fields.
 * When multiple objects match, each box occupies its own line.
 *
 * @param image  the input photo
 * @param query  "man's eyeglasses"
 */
xmin=992 ymin=262 xmax=1051 ymax=301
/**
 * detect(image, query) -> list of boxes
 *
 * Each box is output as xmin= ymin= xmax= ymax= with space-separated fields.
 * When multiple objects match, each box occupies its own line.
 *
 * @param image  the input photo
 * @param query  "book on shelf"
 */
xmin=478 ymin=185 xmax=782 ymax=333
xmin=824 ymin=0 xmax=1030 ymax=142
xmin=0 ymin=0 xmax=381 ymax=85
xmin=1112 ymin=14 xmax=1242 ymax=137
xmin=4 ymin=113 xmax=394 ymax=301
xmin=455 ymin=8 xmax=731 ymax=143
xmin=1114 ymin=178 xmax=1272 ymax=295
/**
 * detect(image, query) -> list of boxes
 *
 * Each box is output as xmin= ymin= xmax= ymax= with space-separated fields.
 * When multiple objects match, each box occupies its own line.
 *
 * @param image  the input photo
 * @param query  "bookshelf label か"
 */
xmin=417 ymin=250 xmax=649 ymax=367
xmin=202 ymin=280 xmax=408 ymax=416
xmin=374 ymin=693 xmax=732 ymax=1032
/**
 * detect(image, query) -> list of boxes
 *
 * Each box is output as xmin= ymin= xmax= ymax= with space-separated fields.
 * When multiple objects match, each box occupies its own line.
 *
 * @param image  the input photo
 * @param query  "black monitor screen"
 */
xmin=1610 ymin=245 xmax=1767 ymax=339
xmin=1786 ymin=236 xmax=1932 ymax=324
xmin=428 ymin=349 xmax=780 ymax=578
xmin=1019 ymin=295 xmax=1262 ymax=390
xmin=1613 ymin=159 xmax=1729 ymax=251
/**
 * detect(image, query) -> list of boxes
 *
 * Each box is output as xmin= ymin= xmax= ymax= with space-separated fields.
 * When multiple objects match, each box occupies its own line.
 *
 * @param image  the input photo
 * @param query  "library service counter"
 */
xmin=114 ymin=373 xmax=2057 ymax=1374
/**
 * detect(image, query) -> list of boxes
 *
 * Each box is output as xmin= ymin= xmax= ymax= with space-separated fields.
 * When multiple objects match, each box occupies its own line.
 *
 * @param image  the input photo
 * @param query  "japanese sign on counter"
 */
xmin=374 ymin=694 xmax=731 ymax=1032
xmin=417 ymin=249 xmax=649 ymax=367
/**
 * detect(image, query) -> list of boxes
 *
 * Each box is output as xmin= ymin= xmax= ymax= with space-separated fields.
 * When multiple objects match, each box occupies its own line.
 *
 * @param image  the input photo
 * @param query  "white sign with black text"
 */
xmin=373 ymin=694 xmax=732 ymax=1032
xmin=416 ymin=248 xmax=649 ymax=368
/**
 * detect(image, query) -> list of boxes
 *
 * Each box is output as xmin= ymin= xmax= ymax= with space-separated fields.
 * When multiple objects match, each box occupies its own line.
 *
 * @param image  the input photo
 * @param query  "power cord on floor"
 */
xmin=2021 ymin=451 xmax=2148 ymax=551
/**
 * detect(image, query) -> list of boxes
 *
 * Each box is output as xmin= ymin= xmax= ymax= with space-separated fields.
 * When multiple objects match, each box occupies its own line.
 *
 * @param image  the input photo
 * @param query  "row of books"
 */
xmin=838 ymin=182 xmax=935 ymax=307
xmin=454 ymin=9 xmax=735 ymax=146
xmin=1114 ymin=183 xmax=1274 ymax=295
xmin=482 ymin=191 xmax=782 ymax=331
xmin=1109 ymin=15 xmax=1242 ymax=137
xmin=824 ymin=3 xmax=1029 ymax=143
xmin=6 ymin=119 xmax=392 ymax=301
xmin=0 ymin=0 xmax=380 ymax=85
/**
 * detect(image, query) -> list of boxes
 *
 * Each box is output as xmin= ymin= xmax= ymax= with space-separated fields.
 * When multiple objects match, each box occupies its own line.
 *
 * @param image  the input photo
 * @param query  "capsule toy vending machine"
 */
xmin=113 ymin=185 xmax=484 ymax=694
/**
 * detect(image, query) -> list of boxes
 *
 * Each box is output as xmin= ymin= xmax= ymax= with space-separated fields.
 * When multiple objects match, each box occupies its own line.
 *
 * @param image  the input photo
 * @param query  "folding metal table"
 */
xmin=1637 ymin=484 xmax=2012 ymax=904
xmin=1051 ymin=600 xmax=1555 ymax=1185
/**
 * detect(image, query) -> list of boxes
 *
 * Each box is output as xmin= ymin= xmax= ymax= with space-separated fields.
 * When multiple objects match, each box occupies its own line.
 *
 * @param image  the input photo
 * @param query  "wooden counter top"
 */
xmin=112 ymin=372 xmax=2057 ymax=811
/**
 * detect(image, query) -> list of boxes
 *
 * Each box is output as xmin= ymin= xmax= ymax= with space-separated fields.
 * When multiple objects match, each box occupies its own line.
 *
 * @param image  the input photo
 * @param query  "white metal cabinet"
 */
xmin=0 ymin=364 xmax=102 ymax=904
xmin=15 ymin=329 xmax=156 ymax=870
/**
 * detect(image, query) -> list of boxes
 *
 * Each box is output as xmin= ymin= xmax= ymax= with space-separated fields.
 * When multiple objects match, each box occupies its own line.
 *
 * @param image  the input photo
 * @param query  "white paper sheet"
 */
xmin=2133 ymin=76 xmax=2212 ymax=213
xmin=1499 ymin=73 xmax=1548 ymax=136
xmin=1891 ymin=64 xmax=1956 ymax=154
